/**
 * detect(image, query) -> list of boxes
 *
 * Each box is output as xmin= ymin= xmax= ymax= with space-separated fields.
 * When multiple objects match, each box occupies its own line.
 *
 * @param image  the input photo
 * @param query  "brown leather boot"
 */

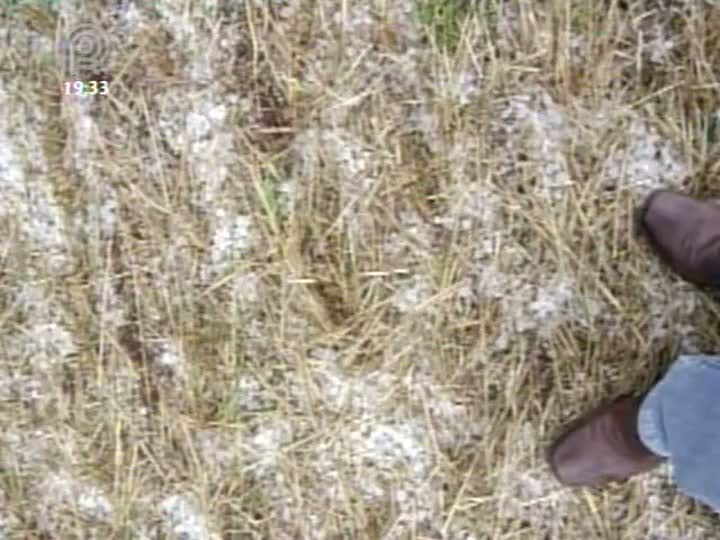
xmin=638 ymin=190 xmax=720 ymax=287
xmin=546 ymin=396 xmax=663 ymax=487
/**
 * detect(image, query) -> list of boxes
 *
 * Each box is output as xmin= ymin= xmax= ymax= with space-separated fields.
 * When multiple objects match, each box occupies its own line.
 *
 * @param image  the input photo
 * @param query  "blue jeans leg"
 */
xmin=637 ymin=355 xmax=720 ymax=511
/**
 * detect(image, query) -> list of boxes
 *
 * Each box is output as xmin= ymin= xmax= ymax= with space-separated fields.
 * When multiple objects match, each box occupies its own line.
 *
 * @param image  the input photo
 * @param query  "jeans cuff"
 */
xmin=637 ymin=384 xmax=670 ymax=458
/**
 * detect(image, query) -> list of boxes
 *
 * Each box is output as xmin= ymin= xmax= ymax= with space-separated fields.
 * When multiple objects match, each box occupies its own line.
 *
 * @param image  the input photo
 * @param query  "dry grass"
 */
xmin=2 ymin=0 xmax=720 ymax=538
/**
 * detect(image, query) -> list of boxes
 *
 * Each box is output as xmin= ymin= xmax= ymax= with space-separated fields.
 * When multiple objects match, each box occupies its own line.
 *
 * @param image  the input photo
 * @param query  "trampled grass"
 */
xmin=1 ymin=0 xmax=720 ymax=538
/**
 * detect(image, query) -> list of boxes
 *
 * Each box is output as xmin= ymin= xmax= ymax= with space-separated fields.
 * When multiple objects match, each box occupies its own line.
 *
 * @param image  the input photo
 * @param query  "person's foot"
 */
xmin=638 ymin=190 xmax=720 ymax=287
xmin=546 ymin=396 xmax=663 ymax=486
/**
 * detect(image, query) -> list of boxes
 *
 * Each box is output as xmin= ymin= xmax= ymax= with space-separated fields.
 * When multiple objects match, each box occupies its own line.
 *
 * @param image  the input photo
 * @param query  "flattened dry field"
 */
xmin=2 ymin=0 xmax=720 ymax=538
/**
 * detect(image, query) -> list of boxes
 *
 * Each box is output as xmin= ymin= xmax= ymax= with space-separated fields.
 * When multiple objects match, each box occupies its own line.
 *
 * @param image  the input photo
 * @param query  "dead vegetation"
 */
xmin=1 ymin=0 xmax=720 ymax=538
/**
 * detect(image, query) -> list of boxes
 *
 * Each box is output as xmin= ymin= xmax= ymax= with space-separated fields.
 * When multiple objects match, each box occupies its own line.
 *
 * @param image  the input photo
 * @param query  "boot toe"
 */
xmin=640 ymin=190 xmax=696 ymax=238
xmin=546 ymin=432 xmax=599 ymax=487
xmin=546 ymin=397 xmax=662 ymax=488
xmin=638 ymin=190 xmax=720 ymax=286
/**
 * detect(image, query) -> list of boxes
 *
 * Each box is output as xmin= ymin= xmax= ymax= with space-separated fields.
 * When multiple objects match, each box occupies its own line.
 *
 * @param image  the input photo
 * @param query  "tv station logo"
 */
xmin=58 ymin=23 xmax=111 ymax=78
xmin=2 ymin=0 xmax=159 ymax=79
